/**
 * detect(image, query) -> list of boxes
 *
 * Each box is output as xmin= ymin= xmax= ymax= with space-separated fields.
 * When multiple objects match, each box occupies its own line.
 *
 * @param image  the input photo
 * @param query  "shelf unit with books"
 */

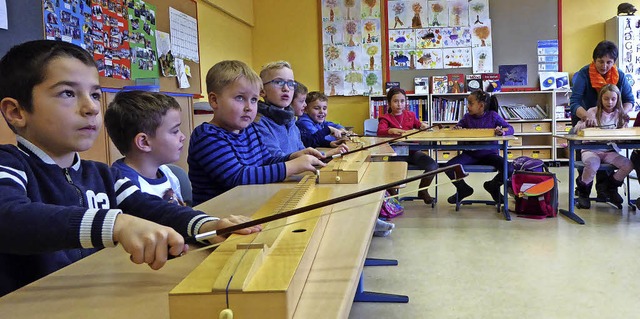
xmin=552 ymin=90 xmax=573 ymax=162
xmin=367 ymin=89 xmax=573 ymax=162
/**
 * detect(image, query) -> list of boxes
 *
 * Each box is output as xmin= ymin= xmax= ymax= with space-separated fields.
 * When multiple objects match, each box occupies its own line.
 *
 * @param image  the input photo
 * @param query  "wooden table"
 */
xmin=0 ymin=162 xmax=407 ymax=319
xmin=554 ymin=134 xmax=640 ymax=225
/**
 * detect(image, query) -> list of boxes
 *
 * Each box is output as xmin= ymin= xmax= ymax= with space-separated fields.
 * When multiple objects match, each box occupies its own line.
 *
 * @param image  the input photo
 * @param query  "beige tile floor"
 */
xmin=349 ymin=167 xmax=640 ymax=319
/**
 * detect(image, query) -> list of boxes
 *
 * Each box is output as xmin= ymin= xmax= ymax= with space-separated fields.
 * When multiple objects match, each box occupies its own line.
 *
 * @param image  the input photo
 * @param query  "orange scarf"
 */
xmin=589 ymin=62 xmax=619 ymax=91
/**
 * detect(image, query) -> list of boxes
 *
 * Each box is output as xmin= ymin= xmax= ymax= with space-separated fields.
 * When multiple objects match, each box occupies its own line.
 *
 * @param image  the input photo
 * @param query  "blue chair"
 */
xmin=364 ymin=118 xmax=379 ymax=136
xmin=166 ymin=164 xmax=193 ymax=207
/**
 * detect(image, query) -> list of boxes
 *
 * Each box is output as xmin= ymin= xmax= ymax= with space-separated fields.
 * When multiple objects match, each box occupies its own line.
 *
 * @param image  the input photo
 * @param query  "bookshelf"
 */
xmin=368 ymin=89 xmax=573 ymax=162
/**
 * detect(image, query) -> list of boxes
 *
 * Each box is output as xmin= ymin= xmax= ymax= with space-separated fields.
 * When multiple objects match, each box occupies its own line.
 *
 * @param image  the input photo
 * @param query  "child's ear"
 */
xmin=133 ymin=132 xmax=152 ymax=153
xmin=260 ymin=89 xmax=266 ymax=99
xmin=208 ymin=92 xmax=219 ymax=111
xmin=0 ymin=98 xmax=27 ymax=130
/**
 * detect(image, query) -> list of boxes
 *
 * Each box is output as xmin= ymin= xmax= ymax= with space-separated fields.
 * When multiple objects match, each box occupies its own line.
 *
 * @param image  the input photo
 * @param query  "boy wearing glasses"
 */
xmin=187 ymin=60 xmax=325 ymax=205
xmin=254 ymin=61 xmax=347 ymax=157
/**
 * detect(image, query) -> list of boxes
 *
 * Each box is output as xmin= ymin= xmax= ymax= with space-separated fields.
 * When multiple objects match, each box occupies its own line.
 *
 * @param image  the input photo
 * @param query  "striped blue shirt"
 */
xmin=188 ymin=122 xmax=289 ymax=205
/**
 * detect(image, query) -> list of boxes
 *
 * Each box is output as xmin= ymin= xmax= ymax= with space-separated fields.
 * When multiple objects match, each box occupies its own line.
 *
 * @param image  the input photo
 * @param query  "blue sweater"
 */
xmin=111 ymin=159 xmax=184 ymax=205
xmin=254 ymin=101 xmax=305 ymax=157
xmin=456 ymin=110 xmax=514 ymax=156
xmin=570 ymin=64 xmax=634 ymax=125
xmin=295 ymin=113 xmax=344 ymax=148
xmin=188 ymin=122 xmax=289 ymax=206
xmin=0 ymin=137 xmax=216 ymax=296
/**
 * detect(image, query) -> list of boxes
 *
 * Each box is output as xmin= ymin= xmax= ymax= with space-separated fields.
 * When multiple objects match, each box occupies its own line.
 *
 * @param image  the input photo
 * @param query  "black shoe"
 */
xmin=483 ymin=180 xmax=503 ymax=203
xmin=447 ymin=181 xmax=474 ymax=204
xmin=576 ymin=196 xmax=591 ymax=209
xmin=606 ymin=177 xmax=625 ymax=207
xmin=575 ymin=178 xmax=593 ymax=209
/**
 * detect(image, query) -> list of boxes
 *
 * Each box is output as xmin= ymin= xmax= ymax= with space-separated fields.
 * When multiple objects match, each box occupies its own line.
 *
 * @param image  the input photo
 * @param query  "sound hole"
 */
xmin=292 ymin=229 xmax=307 ymax=233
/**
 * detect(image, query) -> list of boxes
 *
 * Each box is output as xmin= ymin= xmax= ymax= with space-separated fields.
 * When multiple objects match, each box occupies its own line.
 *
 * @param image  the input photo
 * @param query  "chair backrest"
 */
xmin=364 ymin=118 xmax=379 ymax=136
xmin=166 ymin=164 xmax=193 ymax=207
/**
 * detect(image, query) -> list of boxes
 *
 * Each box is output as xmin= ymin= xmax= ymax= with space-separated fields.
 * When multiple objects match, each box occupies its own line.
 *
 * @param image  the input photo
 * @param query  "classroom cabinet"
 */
xmin=0 ymin=91 xmax=194 ymax=171
xmin=368 ymin=90 xmax=573 ymax=162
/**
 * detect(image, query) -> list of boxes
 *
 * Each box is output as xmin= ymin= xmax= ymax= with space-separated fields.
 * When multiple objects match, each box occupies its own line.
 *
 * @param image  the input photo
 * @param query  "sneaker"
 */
xmin=375 ymin=218 xmax=395 ymax=232
xmin=373 ymin=229 xmax=393 ymax=237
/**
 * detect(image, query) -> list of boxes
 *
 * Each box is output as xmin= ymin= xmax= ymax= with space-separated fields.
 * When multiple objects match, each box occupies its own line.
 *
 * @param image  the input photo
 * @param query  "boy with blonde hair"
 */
xmin=0 ymin=40 xmax=259 ymax=296
xmin=104 ymin=91 xmax=188 ymax=206
xmin=254 ymin=61 xmax=348 ymax=157
xmin=188 ymin=60 xmax=324 ymax=205
xmin=296 ymin=91 xmax=349 ymax=148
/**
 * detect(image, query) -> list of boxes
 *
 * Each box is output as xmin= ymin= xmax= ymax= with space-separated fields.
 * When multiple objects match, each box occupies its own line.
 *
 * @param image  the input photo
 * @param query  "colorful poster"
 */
xmin=443 ymin=47 xmax=471 ymax=68
xmin=92 ymin=0 xmax=131 ymax=80
xmin=128 ymin=0 xmax=158 ymax=79
xmin=43 ymin=0 xmax=92 ymax=51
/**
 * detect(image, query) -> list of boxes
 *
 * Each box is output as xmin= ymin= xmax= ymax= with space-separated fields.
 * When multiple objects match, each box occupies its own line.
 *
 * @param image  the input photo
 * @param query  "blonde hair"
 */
xmin=259 ymin=60 xmax=292 ymax=80
xmin=596 ymin=84 xmax=626 ymax=128
xmin=206 ymin=60 xmax=262 ymax=94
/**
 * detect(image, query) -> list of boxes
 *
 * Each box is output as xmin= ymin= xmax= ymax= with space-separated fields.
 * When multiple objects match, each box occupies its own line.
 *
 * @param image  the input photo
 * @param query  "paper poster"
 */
xmin=321 ymin=0 xmax=382 ymax=96
xmin=128 ymin=0 xmax=157 ymax=79
xmin=443 ymin=47 xmax=471 ymax=68
xmin=415 ymin=28 xmax=443 ymax=49
xmin=471 ymin=19 xmax=492 ymax=47
xmin=448 ymin=0 xmax=468 ymax=27
xmin=93 ymin=0 xmax=131 ymax=80
xmin=468 ymin=0 xmax=489 ymax=24
xmin=156 ymin=30 xmax=176 ymax=77
xmin=44 ymin=0 xmax=94 ymax=52
xmin=169 ymin=7 xmax=199 ymax=62
xmin=427 ymin=0 xmax=448 ymax=27
xmin=415 ymin=48 xmax=443 ymax=69
xmin=472 ymin=46 xmax=492 ymax=73
xmin=175 ymin=58 xmax=189 ymax=88
xmin=440 ymin=27 xmax=471 ymax=47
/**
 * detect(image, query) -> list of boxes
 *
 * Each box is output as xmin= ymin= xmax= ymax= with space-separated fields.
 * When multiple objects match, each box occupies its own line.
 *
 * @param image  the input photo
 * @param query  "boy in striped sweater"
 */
xmin=188 ymin=60 xmax=324 ymax=205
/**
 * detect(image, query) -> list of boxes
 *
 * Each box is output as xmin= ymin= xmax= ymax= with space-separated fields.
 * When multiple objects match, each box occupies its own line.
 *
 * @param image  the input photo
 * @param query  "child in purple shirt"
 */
xmin=445 ymin=90 xmax=514 ymax=204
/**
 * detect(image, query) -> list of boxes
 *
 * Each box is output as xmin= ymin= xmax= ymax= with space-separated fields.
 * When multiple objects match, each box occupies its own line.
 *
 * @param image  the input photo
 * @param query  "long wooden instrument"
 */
xmin=320 ymin=123 xmax=443 ymax=163
xmin=170 ymin=164 xmax=466 ymax=319
xmin=192 ymin=164 xmax=466 ymax=241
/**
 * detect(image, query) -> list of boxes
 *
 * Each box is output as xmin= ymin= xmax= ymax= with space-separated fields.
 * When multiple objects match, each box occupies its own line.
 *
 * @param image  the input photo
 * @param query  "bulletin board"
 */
xmin=0 ymin=0 xmax=201 ymax=95
xmin=385 ymin=0 xmax=559 ymax=91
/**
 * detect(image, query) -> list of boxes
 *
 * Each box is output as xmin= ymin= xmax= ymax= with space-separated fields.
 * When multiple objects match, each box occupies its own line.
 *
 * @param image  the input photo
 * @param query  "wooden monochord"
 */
xmin=169 ymin=175 xmax=333 ymax=319
xmin=578 ymin=127 xmax=640 ymax=137
xmin=412 ymin=128 xmax=497 ymax=138
xmin=318 ymin=138 xmax=371 ymax=184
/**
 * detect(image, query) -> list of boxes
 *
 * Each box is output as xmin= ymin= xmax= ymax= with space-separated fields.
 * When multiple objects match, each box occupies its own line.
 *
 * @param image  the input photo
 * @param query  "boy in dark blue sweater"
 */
xmin=188 ymin=60 xmax=325 ymax=205
xmin=296 ymin=91 xmax=349 ymax=148
xmin=0 ymin=40 xmax=260 ymax=296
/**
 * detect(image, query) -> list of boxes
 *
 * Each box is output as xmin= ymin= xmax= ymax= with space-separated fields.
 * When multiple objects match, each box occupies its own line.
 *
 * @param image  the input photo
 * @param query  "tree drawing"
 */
xmin=431 ymin=3 xmax=443 ymax=26
xmin=344 ymin=71 xmax=363 ymax=95
xmin=325 ymin=25 xmax=337 ymax=44
xmin=471 ymin=2 xmax=485 ymax=24
xmin=452 ymin=4 xmax=463 ymax=26
xmin=411 ymin=3 xmax=423 ymax=28
xmin=326 ymin=72 xmax=341 ymax=95
xmin=363 ymin=0 xmax=377 ymax=16
xmin=408 ymin=50 xmax=417 ymax=69
xmin=389 ymin=51 xmax=395 ymax=66
xmin=364 ymin=21 xmax=376 ymax=43
xmin=324 ymin=45 xmax=340 ymax=69
xmin=345 ymin=0 xmax=355 ymax=20
xmin=366 ymin=46 xmax=378 ymax=70
xmin=365 ymin=72 xmax=378 ymax=94
xmin=474 ymin=26 xmax=490 ymax=46
xmin=347 ymin=50 xmax=357 ymax=70
xmin=326 ymin=0 xmax=337 ymax=22
xmin=345 ymin=21 xmax=357 ymax=46
xmin=392 ymin=2 xmax=405 ymax=28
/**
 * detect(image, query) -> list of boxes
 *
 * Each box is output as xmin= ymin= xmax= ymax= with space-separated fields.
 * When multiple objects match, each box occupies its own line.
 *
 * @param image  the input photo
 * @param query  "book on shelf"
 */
xmin=481 ymin=73 xmax=501 ymax=92
xmin=466 ymin=74 xmax=482 ymax=92
xmin=385 ymin=81 xmax=400 ymax=93
xmin=414 ymin=77 xmax=429 ymax=94
xmin=499 ymin=104 xmax=547 ymax=120
xmin=431 ymin=75 xmax=448 ymax=94
xmin=447 ymin=73 xmax=465 ymax=93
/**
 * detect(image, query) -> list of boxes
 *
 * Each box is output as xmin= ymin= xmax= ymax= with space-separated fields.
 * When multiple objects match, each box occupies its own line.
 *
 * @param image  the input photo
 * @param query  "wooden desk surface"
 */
xmin=555 ymin=134 xmax=640 ymax=142
xmin=0 ymin=162 xmax=408 ymax=319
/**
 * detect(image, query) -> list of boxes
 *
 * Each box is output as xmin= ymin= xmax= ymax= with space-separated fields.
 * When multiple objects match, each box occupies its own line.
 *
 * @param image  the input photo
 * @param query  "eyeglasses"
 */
xmin=263 ymin=79 xmax=298 ymax=89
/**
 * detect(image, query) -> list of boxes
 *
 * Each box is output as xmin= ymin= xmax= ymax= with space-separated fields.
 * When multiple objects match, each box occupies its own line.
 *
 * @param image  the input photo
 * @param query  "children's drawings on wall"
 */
xmin=387 ymin=0 xmax=492 ymax=72
xmin=322 ymin=0 xmax=382 ymax=96
xmin=472 ymin=46 xmax=493 ymax=73
xmin=443 ymin=47 xmax=471 ymax=68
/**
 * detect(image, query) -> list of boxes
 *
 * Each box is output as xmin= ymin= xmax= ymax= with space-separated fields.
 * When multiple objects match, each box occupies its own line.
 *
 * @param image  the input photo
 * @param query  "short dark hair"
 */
xmin=104 ymin=90 xmax=181 ymax=155
xmin=0 ymin=40 xmax=97 ymax=113
xmin=294 ymin=81 xmax=308 ymax=100
xmin=305 ymin=91 xmax=328 ymax=105
xmin=593 ymin=40 xmax=618 ymax=61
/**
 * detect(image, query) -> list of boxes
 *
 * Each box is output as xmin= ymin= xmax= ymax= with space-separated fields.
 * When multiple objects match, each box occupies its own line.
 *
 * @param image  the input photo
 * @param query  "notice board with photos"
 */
xmin=1 ymin=0 xmax=201 ymax=95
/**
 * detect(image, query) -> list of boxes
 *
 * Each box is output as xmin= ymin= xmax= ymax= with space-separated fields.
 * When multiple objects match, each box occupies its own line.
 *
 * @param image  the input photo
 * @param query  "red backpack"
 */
xmin=510 ymin=171 xmax=558 ymax=219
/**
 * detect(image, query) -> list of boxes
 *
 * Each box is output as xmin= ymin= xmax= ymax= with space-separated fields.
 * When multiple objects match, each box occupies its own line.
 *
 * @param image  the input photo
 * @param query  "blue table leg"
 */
xmin=559 ymin=140 xmax=585 ymax=224
xmin=502 ymin=141 xmax=511 ymax=220
xmin=364 ymin=258 xmax=398 ymax=266
xmin=353 ymin=273 xmax=409 ymax=303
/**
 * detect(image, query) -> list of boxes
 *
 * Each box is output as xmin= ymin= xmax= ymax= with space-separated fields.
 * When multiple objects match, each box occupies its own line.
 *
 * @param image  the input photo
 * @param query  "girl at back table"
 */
xmin=444 ymin=90 xmax=514 ymax=204
xmin=377 ymin=87 xmax=438 ymax=205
